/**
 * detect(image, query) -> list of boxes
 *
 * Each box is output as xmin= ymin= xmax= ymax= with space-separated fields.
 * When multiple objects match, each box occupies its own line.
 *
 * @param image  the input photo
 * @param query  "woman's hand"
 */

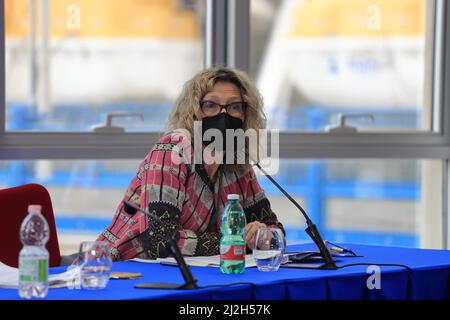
xmin=245 ymin=221 xmax=267 ymax=250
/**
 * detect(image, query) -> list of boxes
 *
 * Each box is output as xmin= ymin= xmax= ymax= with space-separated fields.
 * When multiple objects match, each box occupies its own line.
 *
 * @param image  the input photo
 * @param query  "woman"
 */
xmin=96 ymin=67 xmax=285 ymax=261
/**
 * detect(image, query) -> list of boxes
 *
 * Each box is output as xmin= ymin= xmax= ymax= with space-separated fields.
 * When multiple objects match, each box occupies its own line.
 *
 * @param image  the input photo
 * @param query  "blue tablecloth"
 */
xmin=1 ymin=243 xmax=450 ymax=300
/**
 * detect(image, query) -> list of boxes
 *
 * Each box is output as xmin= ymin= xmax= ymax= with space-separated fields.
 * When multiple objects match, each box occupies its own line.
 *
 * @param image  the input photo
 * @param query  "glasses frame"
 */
xmin=200 ymin=100 xmax=247 ymax=117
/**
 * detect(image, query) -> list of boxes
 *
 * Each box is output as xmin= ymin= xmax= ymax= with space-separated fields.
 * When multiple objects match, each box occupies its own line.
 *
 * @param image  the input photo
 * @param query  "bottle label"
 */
xmin=19 ymin=258 xmax=48 ymax=282
xmin=220 ymin=244 xmax=245 ymax=261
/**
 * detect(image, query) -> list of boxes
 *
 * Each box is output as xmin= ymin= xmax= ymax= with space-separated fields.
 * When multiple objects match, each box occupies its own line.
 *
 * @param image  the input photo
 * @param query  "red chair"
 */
xmin=0 ymin=183 xmax=61 ymax=267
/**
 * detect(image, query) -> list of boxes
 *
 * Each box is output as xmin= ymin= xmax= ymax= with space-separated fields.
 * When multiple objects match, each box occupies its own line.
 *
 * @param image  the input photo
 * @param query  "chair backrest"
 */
xmin=0 ymin=183 xmax=61 ymax=267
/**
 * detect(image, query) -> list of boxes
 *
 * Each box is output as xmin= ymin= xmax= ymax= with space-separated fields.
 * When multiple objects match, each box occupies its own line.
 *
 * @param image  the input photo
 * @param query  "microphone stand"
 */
xmin=123 ymin=201 xmax=199 ymax=289
xmin=253 ymin=162 xmax=337 ymax=270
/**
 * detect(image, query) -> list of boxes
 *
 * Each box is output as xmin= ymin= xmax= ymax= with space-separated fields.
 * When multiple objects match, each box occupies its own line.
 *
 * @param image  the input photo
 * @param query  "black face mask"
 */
xmin=201 ymin=112 xmax=243 ymax=152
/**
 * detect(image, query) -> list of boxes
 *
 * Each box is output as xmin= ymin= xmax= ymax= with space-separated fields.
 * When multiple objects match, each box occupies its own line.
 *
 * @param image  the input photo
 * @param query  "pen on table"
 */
xmin=329 ymin=246 xmax=346 ymax=253
xmin=324 ymin=240 xmax=356 ymax=255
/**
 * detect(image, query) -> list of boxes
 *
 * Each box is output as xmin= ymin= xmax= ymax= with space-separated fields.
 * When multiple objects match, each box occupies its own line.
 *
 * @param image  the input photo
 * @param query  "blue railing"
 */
xmin=3 ymin=103 xmax=421 ymax=247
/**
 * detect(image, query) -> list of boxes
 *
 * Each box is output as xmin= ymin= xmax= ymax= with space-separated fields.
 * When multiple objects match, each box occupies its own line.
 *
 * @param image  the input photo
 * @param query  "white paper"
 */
xmin=47 ymin=266 xmax=81 ymax=289
xmin=131 ymin=254 xmax=257 ymax=268
xmin=0 ymin=262 xmax=81 ymax=289
xmin=0 ymin=261 xmax=19 ymax=289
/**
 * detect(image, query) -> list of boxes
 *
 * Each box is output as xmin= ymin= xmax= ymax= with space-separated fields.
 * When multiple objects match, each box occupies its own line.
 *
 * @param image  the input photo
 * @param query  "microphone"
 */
xmin=123 ymin=201 xmax=199 ymax=289
xmin=247 ymin=151 xmax=337 ymax=269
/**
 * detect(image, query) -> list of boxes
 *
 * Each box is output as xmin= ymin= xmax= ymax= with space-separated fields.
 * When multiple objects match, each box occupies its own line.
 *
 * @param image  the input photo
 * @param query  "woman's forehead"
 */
xmin=204 ymin=81 xmax=241 ymax=97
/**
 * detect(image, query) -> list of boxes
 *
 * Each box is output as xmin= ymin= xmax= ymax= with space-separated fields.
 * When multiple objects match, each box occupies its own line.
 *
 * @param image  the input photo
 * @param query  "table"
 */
xmin=1 ymin=243 xmax=449 ymax=300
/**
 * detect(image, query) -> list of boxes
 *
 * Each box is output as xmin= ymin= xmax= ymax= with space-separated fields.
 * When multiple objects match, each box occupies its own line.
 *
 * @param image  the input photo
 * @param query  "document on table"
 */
xmin=0 ymin=261 xmax=81 ymax=289
xmin=0 ymin=261 xmax=19 ymax=289
xmin=131 ymin=254 xmax=257 ymax=268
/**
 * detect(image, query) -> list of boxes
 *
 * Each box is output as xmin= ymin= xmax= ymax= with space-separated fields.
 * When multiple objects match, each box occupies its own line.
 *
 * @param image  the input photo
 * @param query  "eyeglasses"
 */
xmin=200 ymin=100 xmax=247 ymax=117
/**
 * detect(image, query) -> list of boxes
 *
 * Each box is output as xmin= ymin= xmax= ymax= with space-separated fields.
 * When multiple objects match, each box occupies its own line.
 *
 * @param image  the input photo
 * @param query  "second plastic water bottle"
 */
xmin=18 ymin=205 xmax=50 ymax=299
xmin=220 ymin=194 xmax=247 ymax=274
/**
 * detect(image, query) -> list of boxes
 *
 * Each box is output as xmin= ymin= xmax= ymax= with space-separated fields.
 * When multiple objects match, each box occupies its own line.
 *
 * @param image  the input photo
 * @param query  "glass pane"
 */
xmin=0 ymin=159 xmax=440 ymax=255
xmin=0 ymin=159 xmax=139 ymax=255
xmin=256 ymin=159 xmax=437 ymax=248
xmin=251 ymin=0 xmax=430 ymax=132
xmin=5 ymin=0 xmax=205 ymax=132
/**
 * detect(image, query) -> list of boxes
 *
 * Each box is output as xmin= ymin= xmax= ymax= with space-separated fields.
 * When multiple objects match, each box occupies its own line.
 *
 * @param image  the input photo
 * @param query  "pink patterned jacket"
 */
xmin=96 ymin=130 xmax=285 ymax=261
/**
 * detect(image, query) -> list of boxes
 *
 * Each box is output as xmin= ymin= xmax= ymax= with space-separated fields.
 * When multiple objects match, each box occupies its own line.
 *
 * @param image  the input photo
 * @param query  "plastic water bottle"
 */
xmin=18 ymin=205 xmax=50 ymax=299
xmin=220 ymin=194 xmax=247 ymax=274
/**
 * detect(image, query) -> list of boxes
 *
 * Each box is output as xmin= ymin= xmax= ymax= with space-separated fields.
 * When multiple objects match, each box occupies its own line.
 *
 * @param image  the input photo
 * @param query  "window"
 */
xmin=251 ymin=0 xmax=432 ymax=132
xmin=260 ymin=159 xmax=435 ymax=247
xmin=5 ymin=0 xmax=205 ymax=132
xmin=1 ymin=158 xmax=440 ymax=253
xmin=0 ymin=159 xmax=140 ymax=255
xmin=1 ymin=0 xmax=449 ymax=251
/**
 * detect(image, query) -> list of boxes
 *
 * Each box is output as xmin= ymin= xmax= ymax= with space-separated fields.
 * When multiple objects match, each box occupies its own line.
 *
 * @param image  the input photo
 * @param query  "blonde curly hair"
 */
xmin=167 ymin=67 xmax=266 ymax=135
xmin=167 ymin=67 xmax=267 ymax=171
